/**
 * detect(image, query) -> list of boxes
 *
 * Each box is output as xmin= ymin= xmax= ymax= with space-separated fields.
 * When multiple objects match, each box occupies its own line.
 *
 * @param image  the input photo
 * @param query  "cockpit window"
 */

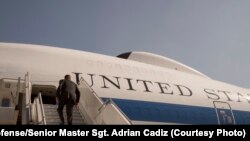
xmin=117 ymin=52 xmax=132 ymax=59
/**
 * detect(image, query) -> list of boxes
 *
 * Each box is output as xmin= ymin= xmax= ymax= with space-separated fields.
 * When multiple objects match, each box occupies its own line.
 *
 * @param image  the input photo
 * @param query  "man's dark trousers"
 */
xmin=57 ymin=92 xmax=75 ymax=125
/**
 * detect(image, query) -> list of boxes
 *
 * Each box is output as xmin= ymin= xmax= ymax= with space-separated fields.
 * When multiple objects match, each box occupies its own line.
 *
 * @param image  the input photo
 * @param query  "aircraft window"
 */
xmin=2 ymin=98 xmax=10 ymax=107
xmin=117 ymin=52 xmax=131 ymax=59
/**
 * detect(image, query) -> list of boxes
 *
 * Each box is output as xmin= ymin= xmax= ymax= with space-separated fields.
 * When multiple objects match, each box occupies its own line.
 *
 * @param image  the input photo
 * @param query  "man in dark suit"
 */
xmin=56 ymin=74 xmax=80 ymax=125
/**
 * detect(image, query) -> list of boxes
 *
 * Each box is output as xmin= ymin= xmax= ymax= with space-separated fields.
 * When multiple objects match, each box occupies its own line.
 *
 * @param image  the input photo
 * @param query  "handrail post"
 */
xmin=108 ymin=99 xmax=132 ymax=125
xmin=25 ymin=72 xmax=31 ymax=106
xmin=22 ymin=73 xmax=29 ymax=124
xmin=98 ymin=99 xmax=111 ymax=111
xmin=15 ymin=77 xmax=21 ymax=105
xmin=25 ymin=72 xmax=32 ymax=123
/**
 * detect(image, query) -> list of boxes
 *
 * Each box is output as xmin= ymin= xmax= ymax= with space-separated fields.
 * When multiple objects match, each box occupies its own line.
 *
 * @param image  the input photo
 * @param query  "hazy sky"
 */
xmin=1 ymin=0 xmax=250 ymax=88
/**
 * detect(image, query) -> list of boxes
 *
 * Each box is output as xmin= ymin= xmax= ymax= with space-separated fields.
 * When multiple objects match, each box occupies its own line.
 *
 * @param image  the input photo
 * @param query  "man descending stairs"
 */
xmin=43 ymin=104 xmax=85 ymax=125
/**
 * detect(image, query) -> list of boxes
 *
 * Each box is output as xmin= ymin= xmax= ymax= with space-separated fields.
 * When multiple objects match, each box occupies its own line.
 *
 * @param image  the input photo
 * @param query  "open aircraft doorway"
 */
xmin=31 ymin=85 xmax=57 ymax=104
xmin=213 ymin=101 xmax=235 ymax=125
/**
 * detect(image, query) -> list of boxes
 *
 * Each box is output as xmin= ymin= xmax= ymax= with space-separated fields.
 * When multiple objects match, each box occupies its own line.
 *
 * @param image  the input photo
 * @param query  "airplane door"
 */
xmin=213 ymin=101 xmax=235 ymax=125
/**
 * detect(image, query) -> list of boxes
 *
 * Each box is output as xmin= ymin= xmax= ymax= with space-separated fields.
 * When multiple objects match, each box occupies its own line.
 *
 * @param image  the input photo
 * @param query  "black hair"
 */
xmin=64 ymin=74 xmax=71 ymax=79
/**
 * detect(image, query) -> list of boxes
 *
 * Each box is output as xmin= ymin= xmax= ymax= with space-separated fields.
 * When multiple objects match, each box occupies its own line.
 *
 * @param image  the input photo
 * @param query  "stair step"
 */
xmin=43 ymin=104 xmax=85 ymax=125
xmin=44 ymin=120 xmax=85 ymax=125
xmin=45 ymin=118 xmax=84 ymax=122
xmin=44 ymin=109 xmax=80 ymax=112
xmin=45 ymin=115 xmax=83 ymax=120
xmin=45 ymin=112 xmax=81 ymax=115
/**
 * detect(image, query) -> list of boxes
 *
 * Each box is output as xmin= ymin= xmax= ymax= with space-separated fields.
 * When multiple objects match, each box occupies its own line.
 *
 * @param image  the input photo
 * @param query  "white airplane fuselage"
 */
xmin=0 ymin=43 xmax=250 ymax=124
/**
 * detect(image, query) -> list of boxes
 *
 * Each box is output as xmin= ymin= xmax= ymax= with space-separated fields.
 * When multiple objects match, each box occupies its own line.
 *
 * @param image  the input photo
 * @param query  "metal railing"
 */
xmin=22 ymin=72 xmax=32 ymax=124
xmin=38 ymin=92 xmax=46 ymax=125
xmin=23 ymin=72 xmax=46 ymax=125
xmin=31 ymin=92 xmax=46 ymax=125
xmin=102 ymin=98 xmax=132 ymax=124
xmin=8 ymin=77 xmax=21 ymax=106
xmin=25 ymin=72 xmax=31 ymax=107
xmin=78 ymin=78 xmax=131 ymax=124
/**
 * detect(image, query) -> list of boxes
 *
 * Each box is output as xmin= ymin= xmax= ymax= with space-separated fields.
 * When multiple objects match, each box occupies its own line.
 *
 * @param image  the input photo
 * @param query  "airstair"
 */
xmin=0 ymin=73 xmax=131 ymax=125
xmin=30 ymin=93 xmax=85 ymax=125
xmin=43 ymin=104 xmax=84 ymax=125
xmin=77 ymin=78 xmax=131 ymax=125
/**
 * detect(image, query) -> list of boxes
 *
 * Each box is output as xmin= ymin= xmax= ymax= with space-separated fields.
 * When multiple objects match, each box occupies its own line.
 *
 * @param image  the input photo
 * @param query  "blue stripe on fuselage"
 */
xmin=102 ymin=98 xmax=250 ymax=124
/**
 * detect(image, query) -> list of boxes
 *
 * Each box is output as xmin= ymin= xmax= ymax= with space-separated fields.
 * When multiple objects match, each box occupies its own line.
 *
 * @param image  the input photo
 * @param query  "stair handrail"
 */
xmin=7 ymin=77 xmax=21 ymax=106
xmin=79 ymin=77 xmax=132 ymax=124
xmin=38 ymin=92 xmax=46 ymax=125
xmin=32 ymin=92 xmax=46 ymax=125
xmin=78 ymin=77 xmax=104 ymax=119
xmin=22 ymin=72 xmax=32 ymax=124
xmin=105 ymin=98 xmax=132 ymax=125
xmin=25 ymin=72 xmax=32 ymax=106
xmin=79 ymin=77 xmax=103 ymax=103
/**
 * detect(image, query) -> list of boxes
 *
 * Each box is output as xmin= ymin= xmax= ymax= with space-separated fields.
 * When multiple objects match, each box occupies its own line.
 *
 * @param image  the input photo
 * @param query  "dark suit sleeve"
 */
xmin=56 ymin=80 xmax=64 ymax=98
xmin=75 ymin=85 xmax=80 ymax=103
xmin=56 ymin=85 xmax=61 ymax=98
